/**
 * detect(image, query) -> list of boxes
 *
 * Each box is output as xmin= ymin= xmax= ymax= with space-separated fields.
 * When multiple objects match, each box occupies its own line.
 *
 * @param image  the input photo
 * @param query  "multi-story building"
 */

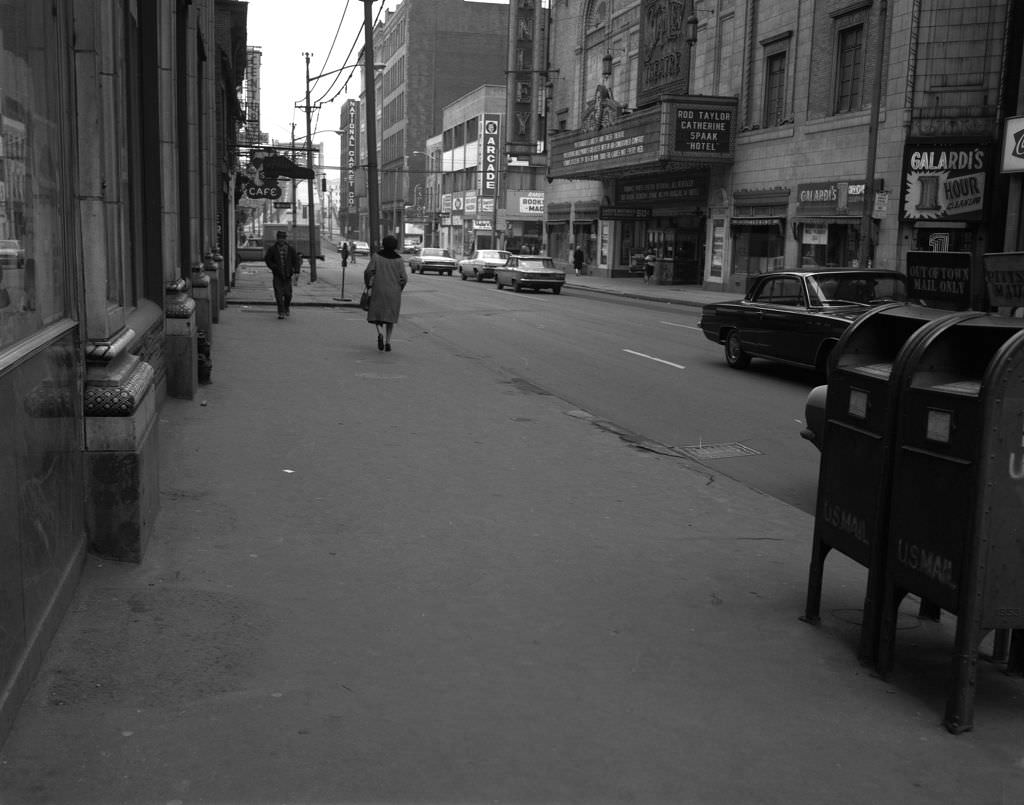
xmin=0 ymin=0 xmax=245 ymax=742
xmin=544 ymin=0 xmax=1021 ymax=307
xmin=363 ymin=0 xmax=510 ymax=244
xmin=424 ymin=85 xmax=549 ymax=255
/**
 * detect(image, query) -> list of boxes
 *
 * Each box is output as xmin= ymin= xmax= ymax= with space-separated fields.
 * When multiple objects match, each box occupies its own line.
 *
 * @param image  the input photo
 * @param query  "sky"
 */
xmin=244 ymin=0 xmax=509 ymax=171
xmin=245 ymin=0 xmax=389 ymax=170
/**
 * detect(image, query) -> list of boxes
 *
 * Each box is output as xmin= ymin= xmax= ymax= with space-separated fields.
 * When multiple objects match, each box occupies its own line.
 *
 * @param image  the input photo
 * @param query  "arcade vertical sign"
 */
xmin=480 ymin=114 xmax=501 ymax=199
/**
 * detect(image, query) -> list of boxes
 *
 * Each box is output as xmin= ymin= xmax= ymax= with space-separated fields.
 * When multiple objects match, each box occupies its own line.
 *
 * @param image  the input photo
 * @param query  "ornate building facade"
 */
xmin=0 ymin=0 xmax=246 ymax=741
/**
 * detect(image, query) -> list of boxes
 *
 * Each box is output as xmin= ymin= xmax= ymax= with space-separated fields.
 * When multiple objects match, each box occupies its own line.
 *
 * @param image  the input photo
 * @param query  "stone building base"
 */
xmin=83 ymin=362 xmax=160 ymax=563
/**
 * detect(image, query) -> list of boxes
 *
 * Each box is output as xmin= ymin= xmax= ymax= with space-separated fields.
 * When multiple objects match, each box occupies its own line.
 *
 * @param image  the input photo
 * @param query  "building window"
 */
xmin=834 ymin=24 xmax=864 ymax=114
xmin=0 ymin=1 xmax=71 ymax=352
xmin=763 ymin=51 xmax=787 ymax=127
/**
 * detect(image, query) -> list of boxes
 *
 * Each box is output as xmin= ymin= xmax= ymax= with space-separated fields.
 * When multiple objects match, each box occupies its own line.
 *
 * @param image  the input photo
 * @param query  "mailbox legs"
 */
xmin=801 ymin=540 xmax=831 ymax=625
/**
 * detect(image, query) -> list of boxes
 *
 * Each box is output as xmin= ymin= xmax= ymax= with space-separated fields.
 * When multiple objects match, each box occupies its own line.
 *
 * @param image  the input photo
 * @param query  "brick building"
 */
xmin=366 ymin=0 xmax=510 ymax=243
xmin=544 ymin=0 xmax=1021 ymax=301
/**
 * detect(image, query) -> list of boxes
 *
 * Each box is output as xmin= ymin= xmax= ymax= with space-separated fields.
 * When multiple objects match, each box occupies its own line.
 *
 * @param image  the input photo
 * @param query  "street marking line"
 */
xmin=623 ymin=349 xmax=686 ymax=370
xmin=661 ymin=320 xmax=702 ymax=331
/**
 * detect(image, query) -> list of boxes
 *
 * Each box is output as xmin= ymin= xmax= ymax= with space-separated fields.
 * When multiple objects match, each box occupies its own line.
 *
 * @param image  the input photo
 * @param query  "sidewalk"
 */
xmin=2 ymin=270 xmax=1024 ymax=803
xmin=226 ymin=248 xmax=739 ymax=310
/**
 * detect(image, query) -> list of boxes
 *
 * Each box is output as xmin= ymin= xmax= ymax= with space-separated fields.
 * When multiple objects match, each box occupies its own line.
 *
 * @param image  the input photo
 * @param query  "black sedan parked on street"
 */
xmin=699 ymin=269 xmax=908 ymax=374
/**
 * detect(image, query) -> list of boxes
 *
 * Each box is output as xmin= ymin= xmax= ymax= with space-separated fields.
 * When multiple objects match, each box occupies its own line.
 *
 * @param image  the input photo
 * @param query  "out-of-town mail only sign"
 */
xmin=548 ymin=96 xmax=736 ymax=181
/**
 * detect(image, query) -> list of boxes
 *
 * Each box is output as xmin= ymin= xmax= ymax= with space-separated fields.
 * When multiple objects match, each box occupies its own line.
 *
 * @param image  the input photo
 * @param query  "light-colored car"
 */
xmin=458 ymin=249 xmax=510 ymax=282
xmin=0 ymin=239 xmax=25 ymax=270
xmin=352 ymin=240 xmax=370 ymax=255
xmin=408 ymin=247 xmax=458 ymax=276
xmin=495 ymin=255 xmax=565 ymax=294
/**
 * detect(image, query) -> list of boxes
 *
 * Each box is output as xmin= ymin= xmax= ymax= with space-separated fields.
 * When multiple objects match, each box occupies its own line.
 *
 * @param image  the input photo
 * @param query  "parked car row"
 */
xmin=404 ymin=248 xmax=566 ymax=294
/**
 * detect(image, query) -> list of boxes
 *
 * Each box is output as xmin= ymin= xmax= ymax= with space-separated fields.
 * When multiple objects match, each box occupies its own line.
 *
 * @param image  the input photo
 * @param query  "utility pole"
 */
xmin=363 ymin=0 xmax=381 ymax=253
xmin=858 ymin=0 xmax=888 ymax=270
xmin=290 ymin=122 xmax=297 ymax=227
xmin=303 ymin=52 xmax=319 ymax=282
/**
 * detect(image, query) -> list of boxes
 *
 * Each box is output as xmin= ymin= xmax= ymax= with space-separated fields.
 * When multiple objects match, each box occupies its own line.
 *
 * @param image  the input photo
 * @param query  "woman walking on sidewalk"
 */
xmin=364 ymin=234 xmax=408 ymax=352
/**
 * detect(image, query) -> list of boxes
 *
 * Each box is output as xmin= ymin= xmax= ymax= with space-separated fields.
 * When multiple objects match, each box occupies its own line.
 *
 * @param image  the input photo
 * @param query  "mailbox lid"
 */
xmin=833 ymin=303 xmax=953 ymax=380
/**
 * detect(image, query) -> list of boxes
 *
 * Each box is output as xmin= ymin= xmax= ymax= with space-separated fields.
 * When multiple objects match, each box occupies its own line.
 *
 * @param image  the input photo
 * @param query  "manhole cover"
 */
xmin=678 ymin=442 xmax=761 ymax=460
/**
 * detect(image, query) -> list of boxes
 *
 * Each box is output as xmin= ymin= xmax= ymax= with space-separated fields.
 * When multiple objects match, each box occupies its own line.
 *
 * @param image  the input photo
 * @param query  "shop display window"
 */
xmin=733 ymin=227 xmax=785 ymax=276
xmin=799 ymin=223 xmax=860 ymax=268
xmin=0 ymin=2 xmax=70 ymax=351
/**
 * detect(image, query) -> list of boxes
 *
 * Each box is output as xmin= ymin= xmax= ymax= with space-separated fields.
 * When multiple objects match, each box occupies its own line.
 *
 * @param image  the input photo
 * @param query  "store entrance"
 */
xmin=647 ymin=221 xmax=703 ymax=284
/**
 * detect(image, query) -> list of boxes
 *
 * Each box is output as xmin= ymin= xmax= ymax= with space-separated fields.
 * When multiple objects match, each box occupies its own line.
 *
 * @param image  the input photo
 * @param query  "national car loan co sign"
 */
xmin=480 ymin=114 xmax=501 ymax=198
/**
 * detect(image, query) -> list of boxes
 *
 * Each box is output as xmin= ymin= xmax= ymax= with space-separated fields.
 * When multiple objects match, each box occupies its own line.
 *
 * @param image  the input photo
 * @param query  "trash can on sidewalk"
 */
xmin=877 ymin=314 xmax=1024 ymax=732
xmin=803 ymin=304 xmax=980 ymax=663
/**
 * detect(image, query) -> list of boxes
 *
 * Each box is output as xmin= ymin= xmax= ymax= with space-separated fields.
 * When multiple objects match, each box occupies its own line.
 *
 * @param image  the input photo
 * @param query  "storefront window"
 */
xmin=710 ymin=220 xmax=725 ymax=278
xmin=0 ymin=3 xmax=70 ymax=351
xmin=911 ymin=226 xmax=976 ymax=254
xmin=733 ymin=226 xmax=784 ymax=276
xmin=799 ymin=223 xmax=860 ymax=268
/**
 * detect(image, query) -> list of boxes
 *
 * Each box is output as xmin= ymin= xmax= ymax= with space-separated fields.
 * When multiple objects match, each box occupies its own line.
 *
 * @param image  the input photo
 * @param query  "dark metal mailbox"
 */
xmin=878 ymin=314 xmax=1024 ymax=732
xmin=804 ymin=305 xmax=979 ymax=663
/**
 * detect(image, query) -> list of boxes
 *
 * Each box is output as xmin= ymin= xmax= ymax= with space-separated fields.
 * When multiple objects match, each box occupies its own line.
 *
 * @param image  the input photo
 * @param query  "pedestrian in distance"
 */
xmin=348 ymin=241 xmax=357 ymax=266
xmin=573 ymin=245 xmax=585 ymax=276
xmin=364 ymin=234 xmax=408 ymax=352
xmin=340 ymin=241 xmax=349 ymax=269
xmin=264 ymin=230 xmax=301 ymax=319
xmin=644 ymin=248 xmax=657 ymax=284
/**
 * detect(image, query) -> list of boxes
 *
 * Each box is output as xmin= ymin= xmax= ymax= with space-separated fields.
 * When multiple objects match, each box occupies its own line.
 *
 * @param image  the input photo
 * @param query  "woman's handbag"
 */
xmin=359 ymin=286 xmax=371 ymax=311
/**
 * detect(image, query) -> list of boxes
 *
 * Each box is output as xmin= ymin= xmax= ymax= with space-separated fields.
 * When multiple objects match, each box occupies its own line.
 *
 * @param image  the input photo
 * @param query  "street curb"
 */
xmin=225 ymin=299 xmax=362 ymax=308
xmin=563 ymin=282 xmax=706 ymax=308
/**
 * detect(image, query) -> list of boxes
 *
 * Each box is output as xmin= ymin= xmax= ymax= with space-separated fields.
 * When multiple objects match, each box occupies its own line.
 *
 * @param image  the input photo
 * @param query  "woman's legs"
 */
xmin=385 ymin=323 xmax=394 ymax=346
xmin=376 ymin=323 xmax=384 ymax=350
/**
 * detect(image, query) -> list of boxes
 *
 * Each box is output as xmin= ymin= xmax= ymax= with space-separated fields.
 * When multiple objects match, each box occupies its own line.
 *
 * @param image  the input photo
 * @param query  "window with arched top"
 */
xmin=586 ymin=1 xmax=607 ymax=31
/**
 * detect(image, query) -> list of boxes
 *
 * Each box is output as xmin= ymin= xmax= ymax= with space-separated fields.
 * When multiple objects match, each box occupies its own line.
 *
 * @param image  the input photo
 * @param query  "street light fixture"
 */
xmin=411 ymin=150 xmax=442 ymax=247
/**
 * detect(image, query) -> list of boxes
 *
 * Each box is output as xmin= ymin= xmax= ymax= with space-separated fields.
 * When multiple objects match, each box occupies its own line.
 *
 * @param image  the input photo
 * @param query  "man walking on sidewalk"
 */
xmin=264 ymin=230 xmax=300 ymax=319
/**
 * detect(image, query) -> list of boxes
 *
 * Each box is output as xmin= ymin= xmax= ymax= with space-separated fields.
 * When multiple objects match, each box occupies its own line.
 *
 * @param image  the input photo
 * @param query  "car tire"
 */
xmin=447 ymin=270 xmax=452 ymax=277
xmin=460 ymin=270 xmax=467 ymax=280
xmin=513 ymin=280 xmax=522 ymax=293
xmin=725 ymin=330 xmax=751 ymax=369
xmin=552 ymin=286 xmax=561 ymax=295
xmin=496 ymin=277 xmax=503 ymax=290
xmin=476 ymin=270 xmax=483 ymax=282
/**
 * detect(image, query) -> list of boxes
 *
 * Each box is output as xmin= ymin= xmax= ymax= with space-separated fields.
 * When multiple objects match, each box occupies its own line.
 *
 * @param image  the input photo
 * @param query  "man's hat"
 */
xmin=276 ymin=231 xmax=287 ymax=239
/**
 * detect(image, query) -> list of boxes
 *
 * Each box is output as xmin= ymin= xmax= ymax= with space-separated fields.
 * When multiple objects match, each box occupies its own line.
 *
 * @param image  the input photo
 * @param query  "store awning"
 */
xmin=793 ymin=216 xmax=862 ymax=226
xmin=731 ymin=217 xmax=785 ymax=236
xmin=732 ymin=217 xmax=785 ymax=227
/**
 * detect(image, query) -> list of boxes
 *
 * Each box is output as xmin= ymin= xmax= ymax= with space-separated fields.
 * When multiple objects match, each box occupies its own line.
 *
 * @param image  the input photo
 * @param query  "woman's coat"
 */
xmin=364 ymin=253 xmax=408 ymax=324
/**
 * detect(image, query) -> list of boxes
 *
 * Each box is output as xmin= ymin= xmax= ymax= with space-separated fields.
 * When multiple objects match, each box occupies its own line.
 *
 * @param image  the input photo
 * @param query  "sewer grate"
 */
xmin=678 ymin=442 xmax=762 ymax=460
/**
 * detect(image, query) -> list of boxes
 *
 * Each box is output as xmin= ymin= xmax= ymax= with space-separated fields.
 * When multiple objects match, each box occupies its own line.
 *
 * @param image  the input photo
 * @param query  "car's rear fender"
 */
xmin=814 ymin=338 xmax=839 ymax=375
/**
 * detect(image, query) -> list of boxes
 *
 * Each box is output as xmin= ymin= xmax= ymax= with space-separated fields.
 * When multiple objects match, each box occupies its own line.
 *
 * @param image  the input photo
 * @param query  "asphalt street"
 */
xmin=1 ymin=260 xmax=1024 ymax=804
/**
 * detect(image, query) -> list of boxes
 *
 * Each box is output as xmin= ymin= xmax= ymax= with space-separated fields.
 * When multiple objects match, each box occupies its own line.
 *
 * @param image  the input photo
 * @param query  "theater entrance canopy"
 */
xmin=548 ymin=96 xmax=738 ymax=182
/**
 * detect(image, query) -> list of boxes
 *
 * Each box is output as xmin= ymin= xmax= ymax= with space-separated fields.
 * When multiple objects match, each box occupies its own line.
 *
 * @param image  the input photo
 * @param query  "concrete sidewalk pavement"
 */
xmin=2 ymin=289 xmax=1024 ymax=803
